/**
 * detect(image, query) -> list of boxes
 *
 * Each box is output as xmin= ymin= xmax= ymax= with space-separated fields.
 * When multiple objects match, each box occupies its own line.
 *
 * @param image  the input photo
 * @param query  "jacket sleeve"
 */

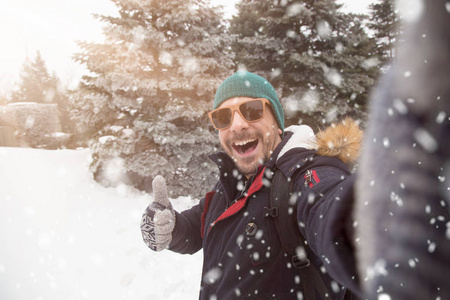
xmin=168 ymin=198 xmax=204 ymax=255
xmin=295 ymin=165 xmax=361 ymax=295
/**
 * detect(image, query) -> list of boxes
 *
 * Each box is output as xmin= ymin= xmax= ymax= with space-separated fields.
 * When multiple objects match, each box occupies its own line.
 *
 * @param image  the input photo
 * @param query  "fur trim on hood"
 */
xmin=279 ymin=118 xmax=363 ymax=166
xmin=315 ymin=118 xmax=362 ymax=166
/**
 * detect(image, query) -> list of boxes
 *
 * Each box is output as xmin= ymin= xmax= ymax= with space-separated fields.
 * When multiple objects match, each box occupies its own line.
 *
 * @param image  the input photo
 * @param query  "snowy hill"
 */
xmin=0 ymin=147 xmax=203 ymax=300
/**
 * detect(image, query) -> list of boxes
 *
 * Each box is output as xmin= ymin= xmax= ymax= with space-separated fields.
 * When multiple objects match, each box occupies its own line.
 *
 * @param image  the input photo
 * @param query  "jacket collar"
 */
xmin=277 ymin=125 xmax=316 ymax=161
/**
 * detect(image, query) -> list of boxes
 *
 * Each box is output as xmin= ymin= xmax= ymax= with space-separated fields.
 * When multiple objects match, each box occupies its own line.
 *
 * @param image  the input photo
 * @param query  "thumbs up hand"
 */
xmin=141 ymin=175 xmax=176 ymax=252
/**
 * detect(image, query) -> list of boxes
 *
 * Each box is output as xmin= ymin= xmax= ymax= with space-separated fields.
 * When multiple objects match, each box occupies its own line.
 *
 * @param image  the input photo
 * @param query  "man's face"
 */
xmin=217 ymin=97 xmax=282 ymax=178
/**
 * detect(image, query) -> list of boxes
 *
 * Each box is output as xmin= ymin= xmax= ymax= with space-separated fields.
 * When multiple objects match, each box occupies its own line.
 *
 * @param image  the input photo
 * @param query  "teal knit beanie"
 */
xmin=213 ymin=71 xmax=285 ymax=135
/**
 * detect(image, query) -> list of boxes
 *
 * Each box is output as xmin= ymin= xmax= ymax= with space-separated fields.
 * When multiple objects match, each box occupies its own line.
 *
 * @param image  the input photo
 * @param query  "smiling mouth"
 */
xmin=232 ymin=138 xmax=259 ymax=155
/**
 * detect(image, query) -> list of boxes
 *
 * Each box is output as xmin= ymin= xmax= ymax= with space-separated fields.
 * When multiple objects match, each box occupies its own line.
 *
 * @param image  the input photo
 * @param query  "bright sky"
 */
xmin=0 ymin=0 xmax=374 ymax=94
xmin=0 ymin=0 xmax=118 ymax=93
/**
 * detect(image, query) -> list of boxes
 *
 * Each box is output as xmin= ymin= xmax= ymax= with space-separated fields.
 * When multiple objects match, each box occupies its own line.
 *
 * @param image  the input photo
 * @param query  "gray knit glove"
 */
xmin=141 ymin=175 xmax=176 ymax=252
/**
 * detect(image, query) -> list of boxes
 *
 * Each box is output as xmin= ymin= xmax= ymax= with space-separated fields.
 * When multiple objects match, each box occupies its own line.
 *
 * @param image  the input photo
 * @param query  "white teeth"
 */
xmin=234 ymin=139 xmax=256 ymax=146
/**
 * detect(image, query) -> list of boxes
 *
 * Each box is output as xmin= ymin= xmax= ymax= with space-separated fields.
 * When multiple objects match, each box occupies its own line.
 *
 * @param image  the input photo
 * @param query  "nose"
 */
xmin=229 ymin=110 xmax=249 ymax=132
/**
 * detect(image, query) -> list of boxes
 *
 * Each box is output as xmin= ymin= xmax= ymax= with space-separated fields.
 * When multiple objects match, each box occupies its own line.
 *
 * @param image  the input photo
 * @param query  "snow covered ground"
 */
xmin=0 ymin=147 xmax=203 ymax=300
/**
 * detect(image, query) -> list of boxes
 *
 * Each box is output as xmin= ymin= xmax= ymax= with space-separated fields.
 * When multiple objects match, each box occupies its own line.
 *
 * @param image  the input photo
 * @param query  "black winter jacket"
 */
xmin=169 ymin=125 xmax=361 ymax=299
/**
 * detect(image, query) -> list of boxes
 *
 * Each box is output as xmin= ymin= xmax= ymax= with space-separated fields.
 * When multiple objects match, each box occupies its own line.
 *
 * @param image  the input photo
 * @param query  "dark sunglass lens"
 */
xmin=240 ymin=100 xmax=264 ymax=122
xmin=212 ymin=108 xmax=232 ymax=129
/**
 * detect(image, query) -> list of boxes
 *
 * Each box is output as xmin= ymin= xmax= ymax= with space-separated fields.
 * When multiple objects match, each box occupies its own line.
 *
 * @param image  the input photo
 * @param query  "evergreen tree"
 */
xmin=52 ymin=78 xmax=75 ymax=135
xmin=230 ymin=0 xmax=379 ymax=126
xmin=367 ymin=0 xmax=401 ymax=64
xmin=11 ymin=51 xmax=61 ymax=104
xmin=70 ymin=0 xmax=234 ymax=197
xmin=9 ymin=51 xmax=73 ymax=141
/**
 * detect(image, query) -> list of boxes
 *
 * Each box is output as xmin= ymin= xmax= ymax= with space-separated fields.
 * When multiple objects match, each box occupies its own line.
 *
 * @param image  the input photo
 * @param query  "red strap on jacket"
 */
xmin=204 ymin=166 xmax=266 ymax=236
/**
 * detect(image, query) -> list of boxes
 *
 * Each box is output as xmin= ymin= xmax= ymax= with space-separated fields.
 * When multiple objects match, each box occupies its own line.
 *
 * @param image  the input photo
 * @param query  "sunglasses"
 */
xmin=208 ymin=98 xmax=271 ymax=130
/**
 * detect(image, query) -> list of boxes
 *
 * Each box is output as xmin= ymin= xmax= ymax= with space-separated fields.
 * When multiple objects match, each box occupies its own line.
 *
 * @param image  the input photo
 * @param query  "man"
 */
xmin=141 ymin=71 xmax=362 ymax=299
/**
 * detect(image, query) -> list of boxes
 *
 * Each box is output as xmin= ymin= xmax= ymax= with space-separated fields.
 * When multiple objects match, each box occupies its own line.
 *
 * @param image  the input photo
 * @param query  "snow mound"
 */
xmin=0 ymin=147 xmax=202 ymax=300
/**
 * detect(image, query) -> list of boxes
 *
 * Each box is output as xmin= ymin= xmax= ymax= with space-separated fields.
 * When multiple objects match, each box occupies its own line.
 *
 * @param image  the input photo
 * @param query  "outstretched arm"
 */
xmin=295 ymin=166 xmax=361 ymax=295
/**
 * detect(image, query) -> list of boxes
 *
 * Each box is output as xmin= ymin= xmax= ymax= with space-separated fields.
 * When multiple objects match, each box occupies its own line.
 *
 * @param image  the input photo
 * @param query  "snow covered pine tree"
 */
xmin=355 ymin=0 xmax=450 ymax=299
